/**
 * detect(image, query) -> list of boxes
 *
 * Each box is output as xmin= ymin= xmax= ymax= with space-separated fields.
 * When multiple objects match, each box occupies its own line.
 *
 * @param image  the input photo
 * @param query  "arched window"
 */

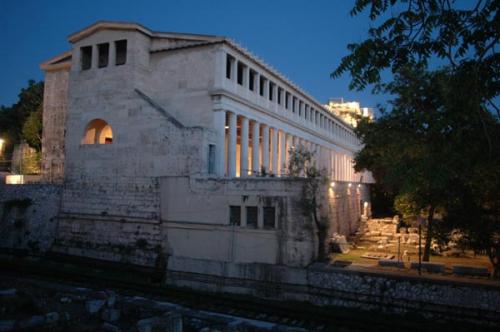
xmin=82 ymin=119 xmax=113 ymax=144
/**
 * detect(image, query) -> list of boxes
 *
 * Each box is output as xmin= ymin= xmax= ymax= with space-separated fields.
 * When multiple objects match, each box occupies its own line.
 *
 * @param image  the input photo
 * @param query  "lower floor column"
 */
xmin=227 ymin=112 xmax=237 ymax=177
xmin=279 ymin=130 xmax=286 ymax=176
xmin=262 ymin=125 xmax=270 ymax=173
xmin=252 ymin=120 xmax=260 ymax=175
xmin=271 ymin=128 xmax=278 ymax=175
xmin=214 ymin=110 xmax=226 ymax=176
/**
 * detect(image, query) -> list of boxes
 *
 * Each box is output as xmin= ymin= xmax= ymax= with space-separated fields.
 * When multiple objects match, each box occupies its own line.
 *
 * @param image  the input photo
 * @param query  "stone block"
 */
xmin=378 ymin=260 xmax=405 ymax=268
xmin=410 ymin=262 xmax=445 ymax=273
xmin=86 ymin=299 xmax=105 ymax=314
xmin=17 ymin=315 xmax=45 ymax=330
xmin=452 ymin=265 xmax=490 ymax=277
xmin=0 ymin=320 xmax=15 ymax=332
xmin=102 ymin=308 xmax=121 ymax=322
xmin=45 ymin=312 xmax=59 ymax=324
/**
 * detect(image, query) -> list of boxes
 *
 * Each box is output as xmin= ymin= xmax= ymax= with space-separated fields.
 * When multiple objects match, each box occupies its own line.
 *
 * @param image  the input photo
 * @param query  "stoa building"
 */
xmin=40 ymin=21 xmax=373 ymax=270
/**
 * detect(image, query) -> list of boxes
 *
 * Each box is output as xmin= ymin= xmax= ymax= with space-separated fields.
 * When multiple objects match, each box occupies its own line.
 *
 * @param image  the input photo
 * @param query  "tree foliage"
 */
xmin=332 ymin=0 xmax=499 ymax=116
xmin=22 ymin=105 xmax=43 ymax=151
xmin=0 ymin=80 xmax=44 ymax=153
xmin=335 ymin=0 xmax=499 ymax=276
xmin=288 ymin=145 xmax=330 ymax=261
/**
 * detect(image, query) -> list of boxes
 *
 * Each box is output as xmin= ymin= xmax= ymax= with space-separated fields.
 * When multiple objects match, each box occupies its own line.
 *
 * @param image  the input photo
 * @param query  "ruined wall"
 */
xmin=160 ymin=176 xmax=315 ymax=267
xmin=41 ymin=69 xmax=69 ymax=183
xmin=0 ymin=184 xmax=62 ymax=252
xmin=166 ymin=257 xmax=500 ymax=326
xmin=324 ymin=182 xmax=371 ymax=237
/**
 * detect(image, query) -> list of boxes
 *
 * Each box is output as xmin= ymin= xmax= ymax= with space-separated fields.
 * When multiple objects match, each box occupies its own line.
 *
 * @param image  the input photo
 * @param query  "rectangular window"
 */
xmin=226 ymin=54 xmax=233 ymax=79
xmin=237 ymin=62 xmax=244 ymax=85
xmin=115 ymin=40 xmax=127 ymax=65
xmin=98 ymin=43 xmax=109 ymax=68
xmin=298 ymin=101 xmax=302 ymax=117
xmin=80 ymin=46 xmax=92 ymax=70
xmin=263 ymin=207 xmax=276 ymax=229
xmin=285 ymin=92 xmax=290 ymax=109
xmin=246 ymin=206 xmax=258 ymax=228
xmin=259 ymin=76 xmax=266 ymax=96
xmin=249 ymin=70 xmax=256 ymax=91
xmin=230 ymin=206 xmax=241 ymax=226
xmin=277 ymin=88 xmax=282 ymax=104
xmin=292 ymin=97 xmax=296 ymax=113
xmin=208 ymin=144 xmax=215 ymax=174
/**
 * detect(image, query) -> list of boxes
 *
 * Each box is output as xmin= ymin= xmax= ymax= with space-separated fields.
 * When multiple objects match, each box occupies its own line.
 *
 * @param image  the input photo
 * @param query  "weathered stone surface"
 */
xmin=86 ymin=299 xmax=105 ymax=314
xmin=102 ymin=322 xmax=122 ymax=332
xmin=452 ymin=265 xmax=490 ymax=277
xmin=137 ymin=316 xmax=161 ymax=332
xmin=410 ymin=262 xmax=445 ymax=273
xmin=0 ymin=289 xmax=16 ymax=297
xmin=0 ymin=185 xmax=61 ymax=252
xmin=45 ymin=312 xmax=59 ymax=324
xmin=102 ymin=308 xmax=121 ymax=322
xmin=329 ymin=233 xmax=350 ymax=254
xmin=17 ymin=315 xmax=45 ymax=330
xmin=378 ymin=260 xmax=405 ymax=268
xmin=0 ymin=320 xmax=15 ymax=332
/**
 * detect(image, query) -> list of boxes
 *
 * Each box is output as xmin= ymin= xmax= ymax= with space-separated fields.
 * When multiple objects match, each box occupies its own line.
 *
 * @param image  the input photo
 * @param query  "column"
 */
xmin=285 ymin=133 xmax=292 ymax=173
xmin=262 ymin=125 xmax=270 ymax=173
xmin=271 ymin=128 xmax=278 ymax=175
xmin=243 ymin=66 xmax=249 ymax=88
xmin=272 ymin=84 xmax=278 ymax=105
xmin=262 ymin=79 xmax=269 ymax=98
xmin=252 ymin=121 xmax=260 ymax=175
xmin=254 ymin=73 xmax=260 ymax=95
xmin=109 ymin=41 xmax=116 ymax=66
xmin=214 ymin=110 xmax=226 ymax=176
xmin=279 ymin=130 xmax=286 ymax=176
xmin=240 ymin=117 xmax=249 ymax=177
xmin=91 ymin=44 xmax=98 ymax=69
xmin=228 ymin=112 xmax=237 ymax=177
xmin=231 ymin=59 xmax=237 ymax=82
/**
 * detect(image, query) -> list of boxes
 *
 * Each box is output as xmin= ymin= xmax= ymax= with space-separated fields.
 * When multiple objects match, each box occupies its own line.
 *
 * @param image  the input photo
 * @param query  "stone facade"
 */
xmin=36 ymin=21 xmax=373 ymax=268
xmin=0 ymin=184 xmax=62 ymax=252
xmin=166 ymin=258 xmax=500 ymax=326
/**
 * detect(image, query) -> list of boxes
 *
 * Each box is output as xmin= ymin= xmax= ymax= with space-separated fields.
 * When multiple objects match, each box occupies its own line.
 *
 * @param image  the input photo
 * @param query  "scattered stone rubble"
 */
xmin=0 ymin=278 xmax=309 ymax=332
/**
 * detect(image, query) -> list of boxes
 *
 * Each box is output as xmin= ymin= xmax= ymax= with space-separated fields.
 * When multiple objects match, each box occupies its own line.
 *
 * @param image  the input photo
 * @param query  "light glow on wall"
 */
xmin=6 ymin=175 xmax=24 ymax=184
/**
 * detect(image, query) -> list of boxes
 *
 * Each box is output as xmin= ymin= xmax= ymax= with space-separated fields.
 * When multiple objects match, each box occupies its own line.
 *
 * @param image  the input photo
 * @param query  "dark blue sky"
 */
xmin=0 ymin=0 xmax=386 ymax=108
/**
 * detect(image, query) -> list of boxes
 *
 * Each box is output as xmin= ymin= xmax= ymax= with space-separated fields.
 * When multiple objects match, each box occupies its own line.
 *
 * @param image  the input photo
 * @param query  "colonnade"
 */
xmin=214 ymin=109 xmax=357 ymax=181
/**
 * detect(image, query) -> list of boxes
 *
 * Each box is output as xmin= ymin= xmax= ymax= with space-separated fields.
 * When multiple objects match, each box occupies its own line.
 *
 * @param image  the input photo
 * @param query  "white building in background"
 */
xmin=325 ymin=98 xmax=374 ymax=128
xmin=40 ymin=21 xmax=374 ymax=269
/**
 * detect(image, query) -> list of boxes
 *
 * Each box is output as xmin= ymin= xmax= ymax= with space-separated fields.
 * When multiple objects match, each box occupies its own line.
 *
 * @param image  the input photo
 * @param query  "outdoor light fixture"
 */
xmin=358 ymin=184 xmax=361 ymax=188
xmin=348 ymin=183 xmax=352 ymax=187
xmin=330 ymin=181 xmax=335 ymax=187
xmin=224 ymin=126 xmax=229 ymax=129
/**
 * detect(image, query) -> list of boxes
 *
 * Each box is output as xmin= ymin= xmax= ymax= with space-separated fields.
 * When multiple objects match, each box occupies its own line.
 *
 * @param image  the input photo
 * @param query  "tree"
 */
xmin=0 ymin=80 xmax=44 ymax=153
xmin=332 ymin=0 xmax=498 ymax=114
xmin=334 ymin=0 xmax=499 ymax=276
xmin=287 ymin=145 xmax=330 ymax=261
xmin=22 ymin=105 xmax=43 ymax=151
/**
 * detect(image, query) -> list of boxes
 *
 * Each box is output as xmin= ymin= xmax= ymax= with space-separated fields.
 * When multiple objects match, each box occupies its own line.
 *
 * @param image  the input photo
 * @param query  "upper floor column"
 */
xmin=91 ymin=45 xmax=99 ymax=69
xmin=109 ymin=41 xmax=116 ymax=66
